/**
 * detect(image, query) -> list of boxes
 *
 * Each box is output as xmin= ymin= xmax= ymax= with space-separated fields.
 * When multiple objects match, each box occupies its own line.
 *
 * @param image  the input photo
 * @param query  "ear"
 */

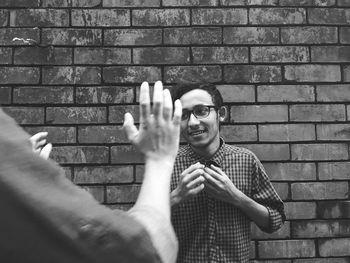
xmin=218 ymin=106 xmax=227 ymax=122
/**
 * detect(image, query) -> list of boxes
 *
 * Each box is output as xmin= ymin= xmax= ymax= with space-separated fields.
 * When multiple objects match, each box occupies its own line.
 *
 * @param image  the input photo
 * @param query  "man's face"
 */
xmin=179 ymin=89 xmax=221 ymax=150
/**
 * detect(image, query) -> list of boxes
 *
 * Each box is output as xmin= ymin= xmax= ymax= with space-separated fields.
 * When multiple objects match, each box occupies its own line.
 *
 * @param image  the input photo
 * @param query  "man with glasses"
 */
xmin=170 ymin=83 xmax=285 ymax=263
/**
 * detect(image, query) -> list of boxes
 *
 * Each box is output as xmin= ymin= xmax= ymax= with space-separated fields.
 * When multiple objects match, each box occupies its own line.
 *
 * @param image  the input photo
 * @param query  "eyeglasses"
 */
xmin=181 ymin=105 xmax=218 ymax=121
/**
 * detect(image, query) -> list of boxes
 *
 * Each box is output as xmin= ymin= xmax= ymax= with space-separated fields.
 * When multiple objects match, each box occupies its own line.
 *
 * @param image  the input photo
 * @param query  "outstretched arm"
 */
xmin=123 ymin=81 xmax=182 ymax=263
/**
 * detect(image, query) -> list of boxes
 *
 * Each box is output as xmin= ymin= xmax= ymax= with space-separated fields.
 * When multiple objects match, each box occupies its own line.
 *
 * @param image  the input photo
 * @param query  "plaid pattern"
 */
xmin=171 ymin=139 xmax=285 ymax=263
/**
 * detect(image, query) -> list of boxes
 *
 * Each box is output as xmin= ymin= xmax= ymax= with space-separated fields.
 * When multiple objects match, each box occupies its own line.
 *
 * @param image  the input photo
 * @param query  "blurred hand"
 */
xmin=29 ymin=132 xmax=52 ymax=160
xmin=123 ymin=81 xmax=182 ymax=163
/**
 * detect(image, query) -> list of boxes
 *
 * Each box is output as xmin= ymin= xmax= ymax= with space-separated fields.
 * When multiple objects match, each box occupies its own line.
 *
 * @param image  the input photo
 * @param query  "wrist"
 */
xmin=170 ymin=189 xmax=181 ymax=207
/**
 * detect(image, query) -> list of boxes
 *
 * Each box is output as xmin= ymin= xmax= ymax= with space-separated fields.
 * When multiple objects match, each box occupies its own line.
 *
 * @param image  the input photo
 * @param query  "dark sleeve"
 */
xmin=0 ymin=108 xmax=162 ymax=263
xmin=251 ymin=155 xmax=286 ymax=233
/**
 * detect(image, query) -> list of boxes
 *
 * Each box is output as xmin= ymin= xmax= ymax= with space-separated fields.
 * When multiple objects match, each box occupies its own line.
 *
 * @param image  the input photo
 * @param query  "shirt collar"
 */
xmin=186 ymin=138 xmax=226 ymax=168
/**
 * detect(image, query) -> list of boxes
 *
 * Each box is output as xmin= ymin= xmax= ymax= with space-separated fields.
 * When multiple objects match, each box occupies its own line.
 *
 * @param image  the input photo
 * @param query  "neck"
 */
xmin=190 ymin=137 xmax=221 ymax=160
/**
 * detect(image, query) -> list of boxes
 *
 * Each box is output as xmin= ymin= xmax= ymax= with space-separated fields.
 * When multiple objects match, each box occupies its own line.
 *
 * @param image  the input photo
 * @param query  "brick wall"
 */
xmin=1 ymin=0 xmax=350 ymax=261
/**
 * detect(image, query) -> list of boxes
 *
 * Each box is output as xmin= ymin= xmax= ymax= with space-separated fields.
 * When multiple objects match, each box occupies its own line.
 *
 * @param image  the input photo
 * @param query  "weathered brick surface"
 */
xmin=13 ymin=86 xmax=74 ymax=104
xmin=2 ymin=2 xmax=350 ymax=260
xmin=257 ymin=85 xmax=315 ymax=102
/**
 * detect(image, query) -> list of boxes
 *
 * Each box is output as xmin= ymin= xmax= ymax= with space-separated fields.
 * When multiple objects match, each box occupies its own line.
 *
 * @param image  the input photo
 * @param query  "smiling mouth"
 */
xmin=189 ymin=130 xmax=206 ymax=136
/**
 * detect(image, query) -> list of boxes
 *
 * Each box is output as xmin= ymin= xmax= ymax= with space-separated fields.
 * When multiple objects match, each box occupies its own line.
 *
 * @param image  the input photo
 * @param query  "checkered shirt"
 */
xmin=171 ymin=139 xmax=285 ymax=263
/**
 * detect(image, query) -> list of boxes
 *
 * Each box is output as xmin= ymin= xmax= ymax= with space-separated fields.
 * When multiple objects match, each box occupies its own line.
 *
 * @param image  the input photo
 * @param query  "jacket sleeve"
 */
xmin=251 ymin=155 xmax=286 ymax=233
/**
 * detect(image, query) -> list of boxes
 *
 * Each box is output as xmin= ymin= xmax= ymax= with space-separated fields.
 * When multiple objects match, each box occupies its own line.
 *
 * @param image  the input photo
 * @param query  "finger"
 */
xmin=123 ymin=112 xmax=139 ymax=142
xmin=29 ymin=132 xmax=48 ymax=147
xmin=173 ymin=99 xmax=182 ymax=126
xmin=153 ymin=80 xmax=163 ymax=121
xmin=187 ymin=175 xmax=205 ymax=189
xmin=139 ymin=81 xmax=151 ymax=126
xmin=181 ymin=162 xmax=205 ymax=177
xmin=188 ymin=183 xmax=205 ymax=195
xmin=163 ymin=88 xmax=172 ymax=121
xmin=40 ymin=143 xmax=52 ymax=160
xmin=204 ymin=166 xmax=223 ymax=181
xmin=203 ymin=171 xmax=220 ymax=186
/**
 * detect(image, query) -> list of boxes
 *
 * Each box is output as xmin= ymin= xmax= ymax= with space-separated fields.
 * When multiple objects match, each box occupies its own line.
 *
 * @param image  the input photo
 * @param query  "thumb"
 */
xmin=40 ymin=143 xmax=52 ymax=160
xmin=123 ymin=112 xmax=139 ymax=142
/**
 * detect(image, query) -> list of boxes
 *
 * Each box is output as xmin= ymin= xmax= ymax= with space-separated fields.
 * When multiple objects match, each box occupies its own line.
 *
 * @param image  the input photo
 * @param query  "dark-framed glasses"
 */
xmin=181 ymin=105 xmax=218 ymax=121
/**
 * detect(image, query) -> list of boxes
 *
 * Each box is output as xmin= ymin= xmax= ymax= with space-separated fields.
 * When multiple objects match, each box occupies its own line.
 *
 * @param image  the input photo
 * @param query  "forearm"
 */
xmin=133 ymin=158 xmax=174 ymax=221
xmin=233 ymin=190 xmax=270 ymax=229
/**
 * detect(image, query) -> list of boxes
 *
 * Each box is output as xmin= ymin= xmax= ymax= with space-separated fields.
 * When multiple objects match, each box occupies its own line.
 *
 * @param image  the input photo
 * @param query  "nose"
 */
xmin=188 ymin=112 xmax=200 ymax=126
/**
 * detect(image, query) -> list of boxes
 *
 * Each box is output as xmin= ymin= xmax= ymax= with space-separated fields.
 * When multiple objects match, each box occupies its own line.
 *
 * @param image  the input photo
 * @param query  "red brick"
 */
xmin=109 ymin=105 xmax=139 ymax=124
xmin=258 ymin=240 xmax=315 ymax=258
xmin=249 ymin=8 xmax=306 ymax=24
xmin=103 ymin=0 xmax=160 ymax=7
xmin=281 ymin=26 xmax=337 ymax=44
xmin=263 ymin=162 xmax=316 ymax=181
xmin=272 ymin=182 xmax=289 ymax=200
xmin=133 ymin=47 xmax=190 ymax=64
xmin=318 ymin=201 xmax=350 ymax=219
xmin=163 ymin=0 xmax=217 ymax=6
xmin=217 ymin=85 xmax=255 ymax=102
xmin=224 ymin=65 xmax=281 ymax=83
xmin=311 ymin=46 xmax=350 ymax=62
xmin=340 ymin=27 xmax=350 ymax=43
xmin=13 ymin=86 xmax=74 ymax=104
xmin=164 ymin=65 xmax=222 ymax=83
xmin=192 ymin=8 xmax=247 ymax=25
xmin=259 ymin=124 xmax=315 ymax=142
xmin=71 ymin=9 xmax=130 ymax=27
xmin=24 ymin=126 xmax=76 ymax=144
xmin=74 ymin=48 xmax=131 ymax=64
xmin=193 ymin=47 xmax=248 ymax=64
xmin=318 ymin=238 xmax=350 ymax=257
xmin=279 ymin=0 xmax=335 ymax=6
xmin=338 ymin=0 xmax=350 ymax=6
xmin=291 ymin=143 xmax=348 ymax=161
xmin=135 ymin=165 xmax=144 ymax=183
xmin=291 ymin=182 xmax=348 ymax=200
xmin=42 ymin=0 xmax=101 ymax=7
xmin=285 ymin=65 xmax=341 ymax=82
xmin=14 ymin=47 xmax=72 ymax=65
xmin=317 ymin=84 xmax=350 ymax=102
xmin=78 ymin=125 xmax=127 ymax=143
xmin=81 ymin=186 xmax=104 ymax=203
xmin=251 ymin=221 xmax=290 ymax=239
xmin=10 ymin=9 xmax=69 ymax=27
xmin=76 ymin=86 xmax=134 ymax=104
xmin=0 ymin=0 xmax=40 ymax=7
xmin=348 ymin=105 xmax=350 ymax=120
xmin=0 ymin=10 xmax=8 ymax=27
xmin=46 ymin=107 xmax=107 ymax=124
xmin=258 ymin=85 xmax=314 ymax=102
xmin=238 ymin=144 xmax=290 ymax=161
xmin=290 ymin=104 xmax=345 ymax=122
xmin=294 ymin=259 xmax=350 ymax=263
xmin=317 ymin=124 xmax=350 ymax=141
xmin=293 ymin=220 xmax=350 ymax=238
xmin=0 ymin=67 xmax=39 ymax=84
xmin=104 ymin=29 xmax=162 ymax=46
xmin=42 ymin=28 xmax=102 ymax=46
xmin=132 ymin=9 xmax=190 ymax=26
xmin=111 ymin=145 xmax=144 ymax=164
xmin=223 ymin=27 xmax=279 ymax=45
xmin=221 ymin=125 xmax=257 ymax=142
xmin=51 ymin=146 xmax=109 ymax=164
xmin=0 ymin=48 xmax=11 ymax=64
xmin=284 ymin=202 xmax=316 ymax=220
xmin=0 ymin=87 xmax=11 ymax=104
xmin=318 ymin=162 xmax=350 ymax=180
xmin=2 ymin=107 xmax=44 ymax=124
xmin=0 ymin=28 xmax=40 ymax=46
xmin=74 ymin=166 xmax=134 ymax=184
xmin=231 ymin=105 xmax=288 ymax=123
xmin=344 ymin=65 xmax=350 ymax=82
xmin=103 ymin=66 xmax=161 ymax=84
xmin=106 ymin=185 xmax=140 ymax=203
xmin=251 ymin=46 xmax=309 ymax=63
xmin=309 ymin=8 xmax=350 ymax=25
xmin=222 ymin=0 xmax=278 ymax=5
xmin=42 ymin=66 xmax=101 ymax=85
xmin=164 ymin=27 xmax=221 ymax=45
